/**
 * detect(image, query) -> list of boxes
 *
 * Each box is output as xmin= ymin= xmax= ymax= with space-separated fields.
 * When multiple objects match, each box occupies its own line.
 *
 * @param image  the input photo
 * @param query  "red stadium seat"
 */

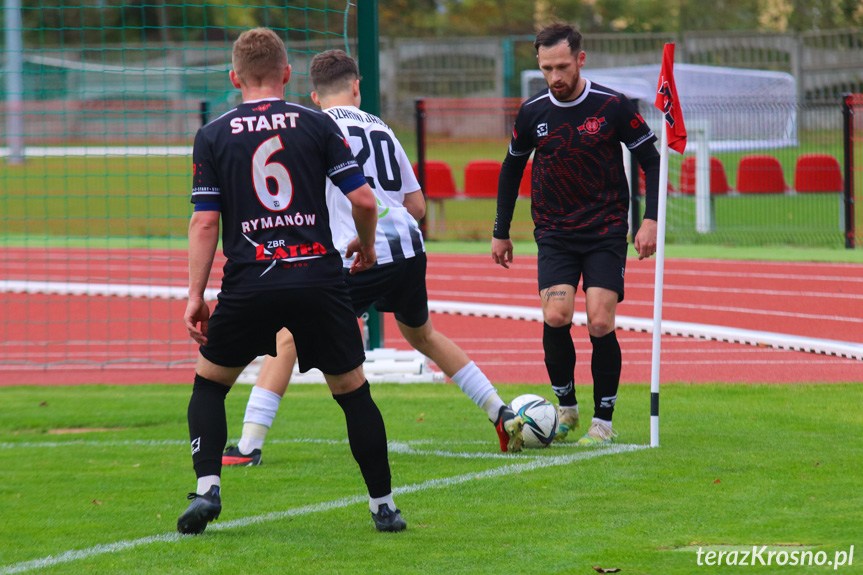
xmin=413 ymin=160 xmax=458 ymax=199
xmin=464 ymin=160 xmax=501 ymax=198
xmin=679 ymin=156 xmax=730 ymax=195
xmin=413 ymin=160 xmax=458 ymax=236
xmin=794 ymin=154 xmax=843 ymax=193
xmin=736 ymin=155 xmax=788 ymax=194
xmin=518 ymin=160 xmax=532 ymax=197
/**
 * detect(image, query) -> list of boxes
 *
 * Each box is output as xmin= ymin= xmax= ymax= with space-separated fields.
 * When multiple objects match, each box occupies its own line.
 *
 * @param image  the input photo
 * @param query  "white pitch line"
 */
xmin=0 ymin=444 xmax=646 ymax=574
xmin=0 ymin=534 xmax=186 ymax=575
xmin=0 ymin=437 xmax=541 ymax=460
xmin=388 ymin=442 xmax=521 ymax=459
xmin=0 ymin=439 xmax=188 ymax=450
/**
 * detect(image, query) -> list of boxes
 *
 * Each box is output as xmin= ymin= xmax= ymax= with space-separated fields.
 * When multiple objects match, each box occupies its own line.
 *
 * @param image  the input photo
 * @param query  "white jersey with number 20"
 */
xmin=324 ymin=105 xmax=424 ymax=267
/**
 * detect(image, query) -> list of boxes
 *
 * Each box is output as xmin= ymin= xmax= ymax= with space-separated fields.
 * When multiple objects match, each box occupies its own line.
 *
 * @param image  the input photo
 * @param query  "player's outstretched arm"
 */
xmin=345 ymin=183 xmax=378 ymax=274
xmin=185 ymin=210 xmax=220 ymax=344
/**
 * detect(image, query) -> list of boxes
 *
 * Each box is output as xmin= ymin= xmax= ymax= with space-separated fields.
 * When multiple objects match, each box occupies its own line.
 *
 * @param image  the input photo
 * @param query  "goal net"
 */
xmin=0 ymin=2 xmax=363 ymax=381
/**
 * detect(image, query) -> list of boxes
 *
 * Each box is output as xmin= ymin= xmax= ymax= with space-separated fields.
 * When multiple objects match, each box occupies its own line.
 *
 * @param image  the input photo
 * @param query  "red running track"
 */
xmin=1 ymin=248 xmax=861 ymax=385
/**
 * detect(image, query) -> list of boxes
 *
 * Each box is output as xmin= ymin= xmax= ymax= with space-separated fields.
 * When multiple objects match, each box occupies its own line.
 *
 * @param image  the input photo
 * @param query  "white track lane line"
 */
xmin=427 ymin=290 xmax=859 ymax=323
xmin=0 ymin=444 xmax=646 ymax=574
xmin=620 ymin=301 xmax=862 ymax=323
xmin=5 ymin=254 xmax=861 ymax=279
xmin=464 ymin=359 xmax=859 ymax=367
xmin=628 ymin=268 xmax=863 ymax=283
xmin=428 ymin=275 xmax=863 ymax=300
xmin=454 ymin=347 xmax=858 ymax=357
xmin=425 ymin=259 xmax=863 ymax=277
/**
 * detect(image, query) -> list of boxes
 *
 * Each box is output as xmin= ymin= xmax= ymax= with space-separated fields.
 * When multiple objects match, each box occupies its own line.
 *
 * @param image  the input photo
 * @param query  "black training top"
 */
xmin=494 ymin=80 xmax=659 ymax=241
xmin=191 ymin=98 xmax=366 ymax=293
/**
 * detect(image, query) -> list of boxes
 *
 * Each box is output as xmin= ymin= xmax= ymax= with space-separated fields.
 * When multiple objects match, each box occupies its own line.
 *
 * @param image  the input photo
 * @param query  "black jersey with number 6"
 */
xmin=509 ymin=80 xmax=656 ymax=240
xmin=191 ymin=98 xmax=365 ymax=293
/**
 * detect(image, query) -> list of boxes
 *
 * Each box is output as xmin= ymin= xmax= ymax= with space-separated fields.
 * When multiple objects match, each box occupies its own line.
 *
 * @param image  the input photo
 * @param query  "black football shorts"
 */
xmin=199 ymin=283 xmax=365 ymax=375
xmin=344 ymin=252 xmax=429 ymax=328
xmin=536 ymin=235 xmax=628 ymax=302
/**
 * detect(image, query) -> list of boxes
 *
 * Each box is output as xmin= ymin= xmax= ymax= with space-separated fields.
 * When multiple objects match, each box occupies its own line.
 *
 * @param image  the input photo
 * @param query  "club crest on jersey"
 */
xmin=536 ymin=123 xmax=548 ymax=137
xmin=578 ymin=116 xmax=607 ymax=135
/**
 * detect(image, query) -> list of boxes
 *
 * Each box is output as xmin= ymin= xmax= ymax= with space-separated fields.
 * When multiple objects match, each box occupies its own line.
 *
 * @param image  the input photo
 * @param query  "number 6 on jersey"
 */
xmin=252 ymin=135 xmax=293 ymax=211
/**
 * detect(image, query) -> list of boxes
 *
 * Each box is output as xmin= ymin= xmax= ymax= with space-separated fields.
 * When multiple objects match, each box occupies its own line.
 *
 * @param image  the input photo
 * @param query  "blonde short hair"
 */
xmin=232 ymin=28 xmax=288 ymax=86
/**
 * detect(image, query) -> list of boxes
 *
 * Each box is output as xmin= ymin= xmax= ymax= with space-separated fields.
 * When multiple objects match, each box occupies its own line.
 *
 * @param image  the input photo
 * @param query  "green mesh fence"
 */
xmin=0 ymin=1 xmax=357 ymax=376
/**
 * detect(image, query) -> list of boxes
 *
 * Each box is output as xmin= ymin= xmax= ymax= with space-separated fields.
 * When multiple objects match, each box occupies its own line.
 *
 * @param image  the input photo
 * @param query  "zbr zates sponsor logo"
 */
xmin=241 ymin=234 xmax=327 ymax=277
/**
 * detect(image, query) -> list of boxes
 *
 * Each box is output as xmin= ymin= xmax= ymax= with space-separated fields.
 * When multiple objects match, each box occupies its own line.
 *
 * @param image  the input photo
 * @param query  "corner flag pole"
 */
xmin=650 ymin=120 xmax=669 ymax=448
xmin=651 ymin=43 xmax=687 ymax=448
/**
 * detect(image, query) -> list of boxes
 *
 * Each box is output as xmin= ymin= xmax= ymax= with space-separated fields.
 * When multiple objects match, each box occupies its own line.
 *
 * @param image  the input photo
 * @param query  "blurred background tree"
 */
xmin=12 ymin=0 xmax=863 ymax=45
xmin=379 ymin=0 xmax=863 ymax=36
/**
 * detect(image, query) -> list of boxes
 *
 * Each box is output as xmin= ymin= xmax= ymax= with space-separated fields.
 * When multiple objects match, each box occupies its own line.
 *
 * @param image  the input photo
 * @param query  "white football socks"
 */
xmin=451 ymin=361 xmax=504 ymax=420
xmin=238 ymin=386 xmax=283 ymax=454
xmin=369 ymin=493 xmax=396 ymax=514
xmin=238 ymin=422 xmax=268 ymax=454
xmin=197 ymin=475 xmax=220 ymax=496
xmin=481 ymin=394 xmax=507 ymax=422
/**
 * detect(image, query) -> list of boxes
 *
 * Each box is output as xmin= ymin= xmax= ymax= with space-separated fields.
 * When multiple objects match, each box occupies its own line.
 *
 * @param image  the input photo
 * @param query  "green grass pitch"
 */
xmin=1 ymin=382 xmax=861 ymax=574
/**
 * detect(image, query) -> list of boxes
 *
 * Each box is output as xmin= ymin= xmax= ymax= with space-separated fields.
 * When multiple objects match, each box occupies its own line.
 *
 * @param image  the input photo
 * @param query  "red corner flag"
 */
xmin=654 ymin=43 xmax=687 ymax=154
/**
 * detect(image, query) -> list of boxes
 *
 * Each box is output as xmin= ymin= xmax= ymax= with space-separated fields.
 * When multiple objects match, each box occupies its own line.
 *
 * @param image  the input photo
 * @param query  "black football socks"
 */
xmin=334 ymin=381 xmax=392 ymax=499
xmin=188 ymin=374 xmax=231 ymax=479
xmin=590 ymin=331 xmax=621 ymax=421
xmin=544 ymin=322 xmax=577 ymax=407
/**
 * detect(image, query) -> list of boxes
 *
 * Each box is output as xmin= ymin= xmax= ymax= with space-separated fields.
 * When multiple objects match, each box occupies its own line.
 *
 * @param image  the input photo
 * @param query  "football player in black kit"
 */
xmin=178 ymin=28 xmax=405 ymax=534
xmin=491 ymin=23 xmax=661 ymax=446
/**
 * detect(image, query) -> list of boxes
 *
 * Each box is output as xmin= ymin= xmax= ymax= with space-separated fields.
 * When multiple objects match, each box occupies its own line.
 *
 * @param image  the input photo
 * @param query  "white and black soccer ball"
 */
xmin=509 ymin=394 xmax=558 ymax=448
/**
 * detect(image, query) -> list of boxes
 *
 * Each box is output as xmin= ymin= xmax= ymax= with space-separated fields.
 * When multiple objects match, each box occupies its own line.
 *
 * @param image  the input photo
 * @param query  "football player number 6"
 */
xmin=252 ymin=135 xmax=292 ymax=211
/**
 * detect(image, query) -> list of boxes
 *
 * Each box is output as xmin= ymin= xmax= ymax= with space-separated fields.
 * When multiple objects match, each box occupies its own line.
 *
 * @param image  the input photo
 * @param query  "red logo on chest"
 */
xmin=577 ymin=116 xmax=607 ymax=135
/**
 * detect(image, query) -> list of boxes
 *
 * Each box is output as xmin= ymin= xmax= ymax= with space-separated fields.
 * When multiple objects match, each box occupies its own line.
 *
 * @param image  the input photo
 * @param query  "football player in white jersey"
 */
xmin=222 ymin=50 xmax=524 ymax=468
